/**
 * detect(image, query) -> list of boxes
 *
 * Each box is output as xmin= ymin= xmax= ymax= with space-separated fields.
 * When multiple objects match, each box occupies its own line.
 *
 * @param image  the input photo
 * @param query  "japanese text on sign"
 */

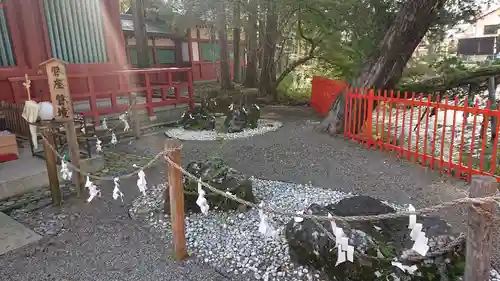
xmin=43 ymin=59 xmax=73 ymax=120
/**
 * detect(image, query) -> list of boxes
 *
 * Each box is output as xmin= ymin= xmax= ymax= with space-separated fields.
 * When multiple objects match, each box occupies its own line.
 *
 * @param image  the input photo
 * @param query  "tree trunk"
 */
xmin=258 ymin=0 xmax=266 ymax=73
xmin=132 ymin=0 xmax=150 ymax=68
xmin=318 ymin=0 xmax=445 ymax=135
xmin=258 ymin=0 xmax=278 ymax=99
xmin=216 ymin=0 xmax=233 ymax=90
xmin=233 ymin=1 xmax=241 ymax=83
xmin=243 ymin=0 xmax=258 ymax=88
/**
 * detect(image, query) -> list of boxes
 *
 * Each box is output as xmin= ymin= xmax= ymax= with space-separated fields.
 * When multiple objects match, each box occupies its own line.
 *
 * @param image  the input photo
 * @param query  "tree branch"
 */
xmin=275 ymin=16 xmax=320 ymax=87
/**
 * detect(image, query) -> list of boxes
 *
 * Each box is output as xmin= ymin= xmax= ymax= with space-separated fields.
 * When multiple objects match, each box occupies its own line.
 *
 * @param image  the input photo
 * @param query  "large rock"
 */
xmin=182 ymin=158 xmax=255 ymax=212
xmin=285 ymin=196 xmax=466 ymax=281
xmin=179 ymin=106 xmax=216 ymax=131
xmin=223 ymin=103 xmax=261 ymax=133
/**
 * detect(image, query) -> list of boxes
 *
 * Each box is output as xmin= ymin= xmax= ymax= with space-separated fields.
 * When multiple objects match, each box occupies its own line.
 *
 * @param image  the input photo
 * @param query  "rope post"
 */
xmin=165 ymin=139 xmax=187 ymax=261
xmin=131 ymin=92 xmax=140 ymax=139
xmin=464 ymin=175 xmax=498 ymax=281
xmin=65 ymin=121 xmax=84 ymax=197
xmin=42 ymin=124 xmax=61 ymax=206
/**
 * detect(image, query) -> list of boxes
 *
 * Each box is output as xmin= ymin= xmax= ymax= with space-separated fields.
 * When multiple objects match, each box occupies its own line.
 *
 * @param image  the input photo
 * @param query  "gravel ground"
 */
xmin=0 ymin=106 xmax=497 ymax=281
xmin=130 ymin=178 xmax=500 ymax=281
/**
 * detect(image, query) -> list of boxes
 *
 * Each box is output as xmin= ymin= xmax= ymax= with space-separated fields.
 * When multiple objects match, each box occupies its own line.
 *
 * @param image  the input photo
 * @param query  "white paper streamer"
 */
xmin=119 ymin=113 xmax=130 ymax=132
xmin=346 ymin=245 xmax=354 ymax=262
xmin=258 ymin=203 xmax=278 ymax=238
xmin=101 ymin=117 xmax=108 ymax=130
xmin=112 ymin=177 xmax=124 ymax=202
xmin=341 ymin=237 xmax=349 ymax=251
xmin=327 ymin=213 xmax=337 ymax=233
xmin=410 ymin=223 xmax=423 ymax=241
xmin=136 ymin=169 xmax=147 ymax=196
xmin=196 ymin=180 xmax=209 ymax=215
xmin=294 ymin=210 xmax=304 ymax=223
xmin=85 ymin=176 xmax=101 ymax=202
xmin=392 ymin=261 xmax=419 ymax=275
xmin=412 ymin=232 xmax=429 ymax=256
xmin=408 ymin=204 xmax=416 ymax=229
xmin=335 ymin=246 xmax=346 ymax=266
xmin=111 ymin=132 xmax=117 ymax=146
xmin=95 ymin=136 xmax=102 ymax=153
xmin=60 ymin=159 xmax=72 ymax=181
xmin=334 ymin=227 xmax=344 ymax=246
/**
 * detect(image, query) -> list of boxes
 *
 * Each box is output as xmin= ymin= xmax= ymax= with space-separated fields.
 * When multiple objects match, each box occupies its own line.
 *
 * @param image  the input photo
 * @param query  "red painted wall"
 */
xmin=0 ymin=0 xmax=126 ymax=103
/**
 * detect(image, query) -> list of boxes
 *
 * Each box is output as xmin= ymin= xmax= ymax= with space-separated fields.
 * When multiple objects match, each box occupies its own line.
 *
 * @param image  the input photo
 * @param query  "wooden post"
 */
xmin=65 ymin=121 xmax=84 ymax=197
xmin=42 ymin=125 xmax=61 ymax=206
xmin=165 ymin=140 xmax=187 ymax=260
xmin=464 ymin=175 xmax=498 ymax=281
xmin=131 ymin=92 xmax=140 ymax=138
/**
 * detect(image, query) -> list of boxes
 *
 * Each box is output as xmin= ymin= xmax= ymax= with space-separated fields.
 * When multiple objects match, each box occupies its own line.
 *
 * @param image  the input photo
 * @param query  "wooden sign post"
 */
xmin=40 ymin=58 xmax=84 ymax=197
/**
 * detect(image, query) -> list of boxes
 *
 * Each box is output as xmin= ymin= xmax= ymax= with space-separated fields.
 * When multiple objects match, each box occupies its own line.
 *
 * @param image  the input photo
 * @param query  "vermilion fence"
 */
xmin=310 ymin=76 xmax=347 ymax=116
xmin=311 ymin=77 xmax=500 ymax=182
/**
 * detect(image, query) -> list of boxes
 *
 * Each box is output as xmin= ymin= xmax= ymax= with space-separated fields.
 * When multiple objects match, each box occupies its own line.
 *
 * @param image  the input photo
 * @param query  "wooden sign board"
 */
xmin=39 ymin=58 xmax=74 ymax=121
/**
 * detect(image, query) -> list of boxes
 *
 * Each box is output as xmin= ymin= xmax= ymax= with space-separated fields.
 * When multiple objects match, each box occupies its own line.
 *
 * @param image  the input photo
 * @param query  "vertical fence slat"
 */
xmin=430 ymin=96 xmax=440 ymax=169
xmin=468 ymin=100 xmax=479 ymax=181
xmin=344 ymin=87 xmax=351 ymax=138
xmin=381 ymin=90 xmax=387 ymax=150
xmin=448 ymin=97 xmax=458 ymax=175
xmin=490 ymin=101 xmax=500 ymax=175
xmin=387 ymin=90 xmax=393 ymax=150
xmin=393 ymin=91 xmax=400 ymax=151
xmin=458 ymin=100 xmax=468 ymax=178
xmin=408 ymin=92 xmax=415 ymax=161
xmin=415 ymin=94 xmax=423 ymax=164
xmin=400 ymin=92 xmax=408 ymax=157
xmin=375 ymin=89 xmax=381 ymax=148
xmin=423 ymin=98 xmax=431 ymax=167
xmin=479 ymin=101 xmax=491 ymax=172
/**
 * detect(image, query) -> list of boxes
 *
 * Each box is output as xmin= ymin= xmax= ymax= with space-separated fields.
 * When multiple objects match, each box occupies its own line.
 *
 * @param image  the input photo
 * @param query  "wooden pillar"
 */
xmin=464 ymin=175 xmax=498 ymax=281
xmin=65 ymin=121 xmax=83 ymax=197
xmin=42 ymin=125 xmax=61 ymax=206
xmin=165 ymin=140 xmax=187 ymax=261
xmin=131 ymin=0 xmax=150 ymax=68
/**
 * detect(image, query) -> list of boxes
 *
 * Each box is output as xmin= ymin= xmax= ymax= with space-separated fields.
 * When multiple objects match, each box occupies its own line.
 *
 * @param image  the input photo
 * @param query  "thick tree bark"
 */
xmin=216 ymin=0 xmax=233 ymax=90
xmin=258 ymin=0 xmax=278 ymax=99
xmin=243 ymin=0 xmax=258 ymax=88
xmin=258 ymin=0 xmax=266 ymax=73
xmin=318 ymin=0 xmax=445 ymax=135
xmin=233 ymin=1 xmax=241 ymax=83
xmin=132 ymin=0 xmax=150 ymax=68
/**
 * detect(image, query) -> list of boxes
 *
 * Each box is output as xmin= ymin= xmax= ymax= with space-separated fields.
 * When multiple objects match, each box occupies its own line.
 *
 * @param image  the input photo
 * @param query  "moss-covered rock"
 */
xmin=181 ymin=158 xmax=255 ymax=212
xmin=179 ymin=106 xmax=216 ymax=131
xmin=285 ymin=196 xmax=465 ymax=281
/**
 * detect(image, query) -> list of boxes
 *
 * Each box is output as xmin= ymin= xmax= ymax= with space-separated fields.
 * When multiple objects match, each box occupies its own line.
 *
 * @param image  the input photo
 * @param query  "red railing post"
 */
xmin=187 ymin=69 xmax=194 ymax=110
xmin=145 ymin=72 xmax=154 ymax=116
xmin=490 ymin=101 xmax=500 ymax=175
xmin=365 ymin=89 xmax=374 ymax=147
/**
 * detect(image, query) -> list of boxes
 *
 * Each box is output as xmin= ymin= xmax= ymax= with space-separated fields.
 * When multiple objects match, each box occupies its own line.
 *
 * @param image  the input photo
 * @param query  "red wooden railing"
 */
xmin=312 ymin=77 xmax=500 ymax=182
xmin=7 ymin=67 xmax=194 ymax=126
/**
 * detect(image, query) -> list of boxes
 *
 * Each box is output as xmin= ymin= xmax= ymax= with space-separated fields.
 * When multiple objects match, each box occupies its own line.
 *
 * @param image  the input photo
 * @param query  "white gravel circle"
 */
xmin=164 ymin=119 xmax=283 ymax=140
